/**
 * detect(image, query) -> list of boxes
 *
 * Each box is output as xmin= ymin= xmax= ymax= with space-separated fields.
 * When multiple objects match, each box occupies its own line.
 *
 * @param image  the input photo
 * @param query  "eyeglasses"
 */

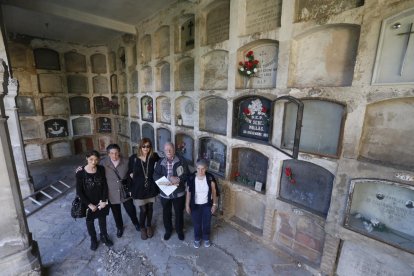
xmin=141 ymin=145 xmax=151 ymax=149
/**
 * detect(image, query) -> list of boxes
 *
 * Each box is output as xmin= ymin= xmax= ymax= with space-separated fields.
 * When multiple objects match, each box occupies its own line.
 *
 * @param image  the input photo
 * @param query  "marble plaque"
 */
xmin=13 ymin=71 xmax=32 ymax=93
xmin=279 ymin=159 xmax=334 ymax=216
xmin=175 ymin=134 xmax=194 ymax=163
xmin=130 ymin=96 xmax=139 ymax=118
xmin=157 ymin=97 xmax=171 ymax=124
xmin=16 ymin=96 xmax=36 ymax=116
xmin=157 ymin=62 xmax=170 ymax=92
xmin=38 ymin=74 xmax=63 ymax=93
xmin=21 ymin=119 xmax=40 ymax=140
xmin=94 ymin=96 xmax=110 ymax=114
xmin=244 ymin=43 xmax=278 ymax=89
xmin=74 ymin=137 xmax=94 ymax=154
xmin=176 ymin=97 xmax=194 ymax=127
xmin=118 ymin=73 xmax=127 ymax=93
xmin=118 ymin=47 xmax=126 ymax=69
xmin=109 ymin=51 xmax=116 ymax=72
xmin=155 ymin=26 xmax=170 ymax=58
xmin=72 ymin=117 xmax=91 ymax=136
xmin=200 ymin=97 xmax=227 ymax=135
xmin=9 ymin=44 xmax=28 ymax=68
xmin=202 ymin=50 xmax=228 ymax=90
xmin=142 ymin=66 xmax=153 ymax=92
xmin=64 ymin=52 xmax=86 ymax=72
xmin=142 ymin=124 xmax=155 ymax=147
xmin=25 ymin=144 xmax=43 ymax=162
xmin=48 ymin=141 xmax=72 ymax=158
xmin=44 ymin=119 xmax=68 ymax=138
xmin=234 ymin=192 xmax=265 ymax=230
xmin=70 ymin=96 xmax=91 ymax=115
xmin=141 ymin=96 xmax=154 ymax=122
xmin=34 ymin=48 xmax=60 ymax=70
xmin=296 ymin=0 xmax=362 ymax=22
xmin=141 ymin=35 xmax=152 ymax=64
xmin=199 ymin=137 xmax=226 ymax=176
xmin=245 ymin=0 xmax=281 ymax=34
xmin=91 ymin=53 xmax=107 ymax=74
xmin=235 ymin=97 xmax=271 ymax=142
xmin=42 ymin=97 xmax=68 ymax=115
xmin=130 ymin=122 xmax=141 ymax=143
xmin=67 ymin=75 xmax=88 ymax=94
xmin=111 ymin=96 xmax=119 ymax=115
xmin=130 ymin=71 xmax=138 ymax=93
xmin=93 ymin=76 xmax=109 ymax=94
xmin=177 ymin=59 xmax=194 ymax=91
xmin=98 ymin=136 xmax=112 ymax=152
xmin=181 ymin=16 xmax=195 ymax=51
xmin=206 ymin=2 xmax=230 ymax=45
xmin=97 ymin=117 xmax=112 ymax=133
xmin=110 ymin=74 xmax=118 ymax=94
xmin=121 ymin=96 xmax=128 ymax=116
xmin=232 ymin=148 xmax=268 ymax=191
xmin=345 ymin=179 xmax=414 ymax=253
xmin=157 ymin=128 xmax=171 ymax=153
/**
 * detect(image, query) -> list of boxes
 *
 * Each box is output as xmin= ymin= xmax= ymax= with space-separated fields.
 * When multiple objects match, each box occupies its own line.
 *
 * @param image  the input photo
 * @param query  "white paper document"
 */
xmin=155 ymin=176 xmax=177 ymax=196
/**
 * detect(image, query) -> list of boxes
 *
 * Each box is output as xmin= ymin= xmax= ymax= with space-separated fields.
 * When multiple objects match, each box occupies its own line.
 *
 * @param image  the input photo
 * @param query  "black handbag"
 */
xmin=71 ymin=196 xmax=87 ymax=219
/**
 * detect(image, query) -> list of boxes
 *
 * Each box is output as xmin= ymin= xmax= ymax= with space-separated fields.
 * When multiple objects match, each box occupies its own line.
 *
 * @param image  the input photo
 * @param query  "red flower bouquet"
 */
xmin=238 ymin=50 xmax=259 ymax=78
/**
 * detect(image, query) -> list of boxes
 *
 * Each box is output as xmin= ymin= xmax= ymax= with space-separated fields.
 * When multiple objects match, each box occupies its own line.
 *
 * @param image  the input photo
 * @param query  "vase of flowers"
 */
xmin=238 ymin=50 xmax=259 ymax=89
xmin=177 ymin=114 xmax=183 ymax=126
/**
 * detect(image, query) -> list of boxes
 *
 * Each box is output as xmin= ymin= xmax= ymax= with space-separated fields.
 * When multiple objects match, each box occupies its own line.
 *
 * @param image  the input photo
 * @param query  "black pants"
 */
xmin=86 ymin=215 xmax=107 ymax=239
xmin=110 ymin=199 xmax=139 ymax=230
xmin=160 ymin=196 xmax=185 ymax=234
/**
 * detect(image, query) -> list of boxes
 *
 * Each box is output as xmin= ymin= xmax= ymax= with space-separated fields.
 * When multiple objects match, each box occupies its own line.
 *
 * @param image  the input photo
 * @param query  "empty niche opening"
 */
xmin=64 ymin=51 xmax=86 ymax=73
xmin=141 ymin=96 xmax=154 ymax=122
xmin=155 ymin=62 xmax=170 ymax=92
xmin=90 ymin=53 xmax=107 ymax=74
xmin=175 ymin=57 xmax=194 ymax=91
xmin=201 ymin=50 xmax=228 ymax=90
xmin=156 ymin=96 xmax=171 ymax=124
xmin=155 ymin=26 xmax=170 ymax=59
xmin=199 ymin=137 xmax=227 ymax=177
xmin=175 ymin=96 xmax=195 ymax=128
xmin=34 ymin=48 xmax=60 ymax=70
xmin=157 ymin=128 xmax=172 ymax=154
xmin=130 ymin=122 xmax=141 ymax=144
xmin=175 ymin=133 xmax=194 ymax=165
xmin=74 ymin=137 xmax=94 ymax=154
xmin=199 ymin=96 xmax=227 ymax=135
xmin=203 ymin=0 xmax=230 ymax=45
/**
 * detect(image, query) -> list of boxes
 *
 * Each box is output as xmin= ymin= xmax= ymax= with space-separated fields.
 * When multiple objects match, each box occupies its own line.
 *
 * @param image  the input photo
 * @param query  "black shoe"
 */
xmin=178 ymin=232 xmax=185 ymax=241
xmin=164 ymin=232 xmax=171 ymax=240
xmin=116 ymin=228 xmax=123 ymax=238
xmin=100 ymin=234 xmax=113 ymax=247
xmin=134 ymin=223 xmax=140 ymax=232
xmin=90 ymin=237 xmax=99 ymax=251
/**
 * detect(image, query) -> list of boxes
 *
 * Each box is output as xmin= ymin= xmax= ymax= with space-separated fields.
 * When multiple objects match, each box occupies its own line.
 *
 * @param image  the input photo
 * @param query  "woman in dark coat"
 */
xmin=76 ymin=150 xmax=113 ymax=251
xmin=128 ymin=138 xmax=160 ymax=240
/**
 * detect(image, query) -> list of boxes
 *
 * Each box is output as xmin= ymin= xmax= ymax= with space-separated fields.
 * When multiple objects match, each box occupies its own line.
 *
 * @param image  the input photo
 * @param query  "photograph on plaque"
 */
xmin=97 ymin=117 xmax=112 ymax=133
xmin=199 ymin=137 xmax=227 ymax=176
xmin=44 ymin=119 xmax=68 ymax=138
xmin=209 ymin=160 xmax=220 ymax=173
xmin=141 ymin=96 xmax=154 ymax=122
xmin=344 ymin=179 xmax=414 ymax=253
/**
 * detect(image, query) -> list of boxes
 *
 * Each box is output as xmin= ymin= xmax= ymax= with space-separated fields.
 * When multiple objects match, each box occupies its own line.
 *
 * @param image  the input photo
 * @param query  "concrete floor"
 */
xmin=27 ymin=156 xmax=313 ymax=276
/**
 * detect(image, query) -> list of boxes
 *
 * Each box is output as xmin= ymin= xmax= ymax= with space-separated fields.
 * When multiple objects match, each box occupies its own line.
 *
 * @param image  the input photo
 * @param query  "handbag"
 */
xmin=112 ymin=166 xmax=131 ymax=199
xmin=71 ymin=196 xmax=87 ymax=219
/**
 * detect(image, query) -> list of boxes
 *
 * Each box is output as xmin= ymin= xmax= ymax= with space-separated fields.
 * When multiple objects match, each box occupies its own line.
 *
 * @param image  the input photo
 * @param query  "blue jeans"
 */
xmin=191 ymin=203 xmax=212 ymax=241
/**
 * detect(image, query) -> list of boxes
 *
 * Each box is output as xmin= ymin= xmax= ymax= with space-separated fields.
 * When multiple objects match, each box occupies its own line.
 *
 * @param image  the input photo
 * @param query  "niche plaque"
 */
xmin=157 ymin=128 xmax=171 ymax=154
xmin=130 ymin=122 xmax=141 ymax=144
xmin=97 ymin=117 xmax=112 ymax=133
xmin=141 ymin=96 xmax=154 ymax=122
xmin=70 ymin=96 xmax=90 ymax=115
xmin=45 ymin=119 xmax=68 ymax=138
xmin=67 ymin=75 xmax=88 ymax=94
xmin=199 ymin=137 xmax=226 ymax=176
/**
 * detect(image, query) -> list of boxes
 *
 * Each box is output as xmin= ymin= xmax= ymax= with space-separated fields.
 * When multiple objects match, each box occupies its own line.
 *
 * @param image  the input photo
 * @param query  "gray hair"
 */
xmin=195 ymin=159 xmax=208 ymax=168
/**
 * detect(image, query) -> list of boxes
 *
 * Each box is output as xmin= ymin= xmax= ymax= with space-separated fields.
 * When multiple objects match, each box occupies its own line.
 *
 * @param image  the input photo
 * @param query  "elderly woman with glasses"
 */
xmin=128 ymin=138 xmax=160 ymax=240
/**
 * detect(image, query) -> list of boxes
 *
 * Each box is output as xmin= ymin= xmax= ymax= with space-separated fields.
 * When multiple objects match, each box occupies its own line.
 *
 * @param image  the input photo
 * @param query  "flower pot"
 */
xmin=177 ymin=118 xmax=183 ymax=126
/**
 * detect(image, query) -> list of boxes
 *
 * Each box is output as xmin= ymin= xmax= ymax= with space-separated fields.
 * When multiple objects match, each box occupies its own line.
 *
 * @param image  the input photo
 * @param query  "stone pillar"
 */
xmin=0 ymin=61 xmax=41 ymax=275
xmin=3 ymin=78 xmax=34 ymax=197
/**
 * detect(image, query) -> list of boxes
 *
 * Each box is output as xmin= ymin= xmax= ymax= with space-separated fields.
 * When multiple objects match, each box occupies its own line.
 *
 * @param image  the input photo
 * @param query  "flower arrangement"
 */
xmin=143 ymin=98 xmax=153 ymax=113
xmin=284 ymin=167 xmax=296 ymax=184
xmin=238 ymin=50 xmax=259 ymax=78
xmin=240 ymin=99 xmax=269 ymax=124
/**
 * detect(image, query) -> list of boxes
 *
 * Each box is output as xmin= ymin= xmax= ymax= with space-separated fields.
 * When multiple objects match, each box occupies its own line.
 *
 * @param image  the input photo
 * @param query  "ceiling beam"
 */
xmin=2 ymin=0 xmax=136 ymax=34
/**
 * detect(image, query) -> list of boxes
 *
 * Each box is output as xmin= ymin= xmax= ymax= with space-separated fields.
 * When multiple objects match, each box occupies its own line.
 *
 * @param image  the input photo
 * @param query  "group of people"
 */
xmin=75 ymin=139 xmax=218 ymax=251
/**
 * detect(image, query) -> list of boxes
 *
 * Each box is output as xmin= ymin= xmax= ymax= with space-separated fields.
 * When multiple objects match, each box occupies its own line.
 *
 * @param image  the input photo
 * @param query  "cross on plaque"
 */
xmin=52 ymin=122 xmax=60 ymax=130
xmin=188 ymin=20 xmax=194 ymax=37
xmin=398 ymin=22 xmax=413 ymax=76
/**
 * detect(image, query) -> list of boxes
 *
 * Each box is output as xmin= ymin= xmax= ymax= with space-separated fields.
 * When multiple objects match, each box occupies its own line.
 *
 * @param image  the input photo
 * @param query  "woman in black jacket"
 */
xmin=128 ymin=138 xmax=160 ymax=240
xmin=76 ymin=150 xmax=113 ymax=251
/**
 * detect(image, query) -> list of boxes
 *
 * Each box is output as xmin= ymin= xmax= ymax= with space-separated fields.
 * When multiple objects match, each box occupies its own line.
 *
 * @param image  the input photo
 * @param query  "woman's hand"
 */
xmin=185 ymin=205 xmax=191 ymax=215
xmin=88 ymin=204 xmax=98 ymax=212
xmin=98 ymin=201 xmax=107 ymax=209
xmin=211 ymin=204 xmax=217 ymax=214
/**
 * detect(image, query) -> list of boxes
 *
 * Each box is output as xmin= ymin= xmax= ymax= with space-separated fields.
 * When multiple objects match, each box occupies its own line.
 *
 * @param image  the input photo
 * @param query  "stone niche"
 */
xmin=98 ymin=136 xmax=112 ymax=152
xmin=360 ymin=98 xmax=414 ymax=170
xmin=283 ymin=99 xmax=345 ymax=157
xmin=156 ymin=96 xmax=171 ymax=124
xmin=34 ymin=48 xmax=60 ymax=70
xmin=154 ymin=26 xmax=170 ymax=58
xmin=120 ymin=96 xmax=128 ymax=116
xmin=25 ymin=144 xmax=44 ymax=162
xmin=38 ymin=74 xmax=63 ymax=93
xmin=74 ymin=137 xmax=94 ymax=154
xmin=44 ymin=119 xmax=68 ymax=138
xmin=142 ymin=66 xmax=153 ymax=92
xmin=201 ymin=50 xmax=228 ymax=90
xmin=21 ymin=119 xmax=40 ymax=140
xmin=70 ymin=96 xmax=91 ymax=115
xmin=336 ymin=241 xmax=414 ymax=276
xmin=130 ymin=96 xmax=139 ymax=118
xmin=42 ymin=97 xmax=68 ymax=115
xmin=67 ymin=75 xmax=88 ymax=94
xmin=90 ymin=53 xmax=107 ymax=74
xmin=155 ymin=62 xmax=170 ymax=92
xmin=179 ymin=15 xmax=195 ymax=52
xmin=109 ymin=51 xmax=116 ymax=72
xmin=141 ymin=35 xmax=152 ymax=64
xmin=130 ymin=70 xmax=138 ymax=93
xmin=16 ymin=96 xmax=36 ymax=116
xmin=204 ymin=1 xmax=230 ymax=45
xmin=13 ymin=71 xmax=32 ymax=93
xmin=199 ymin=137 xmax=227 ymax=177
xmin=175 ymin=96 xmax=195 ymax=128
xmin=373 ymin=9 xmax=414 ymax=84
xmin=142 ymin=123 xmax=155 ymax=147
xmin=233 ymin=96 xmax=272 ymax=142
xmin=344 ymin=179 xmax=414 ymax=254
xmin=48 ymin=141 xmax=71 ymax=158
xmin=111 ymin=96 xmax=119 ymax=115
xmin=141 ymin=96 xmax=154 ymax=122
xmin=295 ymin=0 xmax=364 ymax=23
xmin=237 ymin=40 xmax=278 ymax=89
xmin=118 ymin=47 xmax=126 ymax=70
xmin=93 ymin=76 xmax=109 ymax=94
xmin=118 ymin=72 xmax=127 ymax=93
xmin=64 ymin=51 xmax=86 ymax=72
xmin=157 ymin=128 xmax=171 ymax=154
xmin=9 ymin=43 xmax=29 ymax=69
xmin=199 ymin=96 xmax=227 ymax=135
xmin=233 ymin=192 xmax=266 ymax=234
xmin=289 ymin=24 xmax=360 ymax=87
xmin=175 ymin=58 xmax=194 ymax=91
xmin=279 ymin=159 xmax=334 ymax=217
xmin=94 ymin=96 xmax=110 ymax=114
xmin=130 ymin=122 xmax=141 ymax=144
xmin=96 ymin=117 xmax=112 ymax=133
xmin=110 ymin=74 xmax=118 ymax=94
xmin=245 ymin=0 xmax=281 ymax=35
xmin=72 ymin=117 xmax=92 ymax=136
xmin=175 ymin=133 xmax=194 ymax=164
xmin=231 ymin=147 xmax=268 ymax=192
